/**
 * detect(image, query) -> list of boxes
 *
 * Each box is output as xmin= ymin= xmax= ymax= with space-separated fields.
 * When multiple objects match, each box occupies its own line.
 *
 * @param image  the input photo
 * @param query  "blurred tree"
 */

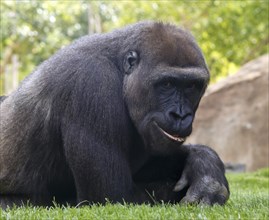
xmin=1 ymin=1 xmax=88 ymax=80
xmin=0 ymin=0 xmax=268 ymax=95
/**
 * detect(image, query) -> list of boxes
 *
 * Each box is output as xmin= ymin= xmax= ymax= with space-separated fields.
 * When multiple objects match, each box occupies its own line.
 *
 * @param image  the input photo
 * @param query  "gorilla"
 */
xmin=0 ymin=21 xmax=229 ymax=208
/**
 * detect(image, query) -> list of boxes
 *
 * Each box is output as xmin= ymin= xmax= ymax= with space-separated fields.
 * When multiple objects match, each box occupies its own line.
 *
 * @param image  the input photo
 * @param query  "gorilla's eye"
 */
xmin=185 ymin=81 xmax=204 ymax=92
xmin=123 ymin=51 xmax=139 ymax=74
xmin=163 ymin=81 xmax=172 ymax=88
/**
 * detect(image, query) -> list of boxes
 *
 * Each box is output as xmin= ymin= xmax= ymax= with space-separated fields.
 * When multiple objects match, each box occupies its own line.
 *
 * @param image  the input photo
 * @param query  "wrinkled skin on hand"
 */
xmin=174 ymin=145 xmax=229 ymax=205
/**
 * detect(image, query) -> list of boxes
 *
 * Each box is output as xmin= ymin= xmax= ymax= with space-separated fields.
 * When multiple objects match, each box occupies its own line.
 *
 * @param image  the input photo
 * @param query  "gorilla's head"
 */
xmin=123 ymin=22 xmax=209 ymax=153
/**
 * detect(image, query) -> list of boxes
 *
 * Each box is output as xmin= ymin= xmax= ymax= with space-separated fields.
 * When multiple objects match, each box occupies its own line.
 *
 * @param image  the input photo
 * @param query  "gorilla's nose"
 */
xmin=169 ymin=111 xmax=181 ymax=120
xmin=167 ymin=109 xmax=193 ymax=137
xmin=168 ymin=108 xmax=192 ymax=122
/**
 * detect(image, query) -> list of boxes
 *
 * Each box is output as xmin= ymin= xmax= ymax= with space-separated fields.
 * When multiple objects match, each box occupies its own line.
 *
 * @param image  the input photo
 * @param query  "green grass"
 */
xmin=1 ymin=168 xmax=268 ymax=220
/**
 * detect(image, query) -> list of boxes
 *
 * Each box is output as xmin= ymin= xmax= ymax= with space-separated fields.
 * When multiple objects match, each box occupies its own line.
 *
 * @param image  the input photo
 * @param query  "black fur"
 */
xmin=0 ymin=21 xmax=229 ymax=208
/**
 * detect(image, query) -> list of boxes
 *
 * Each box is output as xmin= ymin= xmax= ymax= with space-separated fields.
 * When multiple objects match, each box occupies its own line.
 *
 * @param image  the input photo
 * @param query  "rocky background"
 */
xmin=188 ymin=54 xmax=269 ymax=171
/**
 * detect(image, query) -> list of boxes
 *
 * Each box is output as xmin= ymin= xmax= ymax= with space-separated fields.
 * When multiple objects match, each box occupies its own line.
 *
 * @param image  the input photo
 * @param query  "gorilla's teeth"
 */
xmin=160 ymin=128 xmax=186 ymax=143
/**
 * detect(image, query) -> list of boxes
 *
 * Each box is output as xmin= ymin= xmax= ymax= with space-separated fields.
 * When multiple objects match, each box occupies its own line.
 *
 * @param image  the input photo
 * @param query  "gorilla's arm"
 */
xmin=62 ymin=123 xmax=180 ymax=204
xmin=133 ymin=145 xmax=229 ymax=205
xmin=132 ymin=154 xmax=186 ymax=203
xmin=174 ymin=144 xmax=229 ymax=205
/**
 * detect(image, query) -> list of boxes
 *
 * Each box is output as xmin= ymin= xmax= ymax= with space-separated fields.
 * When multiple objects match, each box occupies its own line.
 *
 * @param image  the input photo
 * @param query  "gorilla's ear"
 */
xmin=123 ymin=51 xmax=139 ymax=74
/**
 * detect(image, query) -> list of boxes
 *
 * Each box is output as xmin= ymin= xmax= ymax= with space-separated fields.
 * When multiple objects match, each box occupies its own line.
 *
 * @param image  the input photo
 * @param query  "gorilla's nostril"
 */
xmin=169 ymin=111 xmax=181 ymax=120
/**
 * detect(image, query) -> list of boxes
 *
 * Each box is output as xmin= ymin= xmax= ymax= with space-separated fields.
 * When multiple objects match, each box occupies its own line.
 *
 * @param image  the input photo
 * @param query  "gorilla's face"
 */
xmin=149 ymin=68 xmax=208 ymax=142
xmin=123 ymin=27 xmax=209 ymax=153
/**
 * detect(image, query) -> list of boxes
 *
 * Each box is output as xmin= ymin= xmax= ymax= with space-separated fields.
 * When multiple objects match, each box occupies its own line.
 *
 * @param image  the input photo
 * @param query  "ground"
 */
xmin=0 ymin=168 xmax=268 ymax=220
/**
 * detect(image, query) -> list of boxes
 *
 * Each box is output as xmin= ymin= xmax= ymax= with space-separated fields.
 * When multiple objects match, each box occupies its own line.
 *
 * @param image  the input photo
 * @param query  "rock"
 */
xmin=188 ymin=54 xmax=269 ymax=171
xmin=225 ymin=163 xmax=246 ymax=173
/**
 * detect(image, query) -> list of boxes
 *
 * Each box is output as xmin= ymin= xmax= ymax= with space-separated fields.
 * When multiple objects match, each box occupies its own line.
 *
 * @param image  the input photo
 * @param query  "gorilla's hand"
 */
xmin=173 ymin=145 xmax=229 ymax=205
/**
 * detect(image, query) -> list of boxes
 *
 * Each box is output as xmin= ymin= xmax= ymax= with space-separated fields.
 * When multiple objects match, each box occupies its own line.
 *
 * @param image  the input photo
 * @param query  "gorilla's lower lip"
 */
xmin=154 ymin=122 xmax=186 ymax=143
xmin=161 ymin=129 xmax=186 ymax=142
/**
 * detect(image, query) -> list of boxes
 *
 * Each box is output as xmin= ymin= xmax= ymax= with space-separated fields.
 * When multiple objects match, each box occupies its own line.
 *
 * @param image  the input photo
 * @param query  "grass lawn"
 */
xmin=0 ymin=168 xmax=268 ymax=220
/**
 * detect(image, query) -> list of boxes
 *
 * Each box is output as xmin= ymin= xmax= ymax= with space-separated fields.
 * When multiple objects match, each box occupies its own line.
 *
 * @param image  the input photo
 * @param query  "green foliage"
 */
xmin=0 ymin=1 xmax=88 ymax=82
xmin=1 ymin=169 xmax=268 ymax=219
xmin=0 ymin=0 xmax=268 ymax=95
xmin=254 ymin=167 xmax=269 ymax=178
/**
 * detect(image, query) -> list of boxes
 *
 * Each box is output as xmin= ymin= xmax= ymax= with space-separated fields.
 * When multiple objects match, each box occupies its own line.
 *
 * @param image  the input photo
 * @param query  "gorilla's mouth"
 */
xmin=154 ymin=122 xmax=186 ymax=143
xmin=160 ymin=128 xmax=186 ymax=143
